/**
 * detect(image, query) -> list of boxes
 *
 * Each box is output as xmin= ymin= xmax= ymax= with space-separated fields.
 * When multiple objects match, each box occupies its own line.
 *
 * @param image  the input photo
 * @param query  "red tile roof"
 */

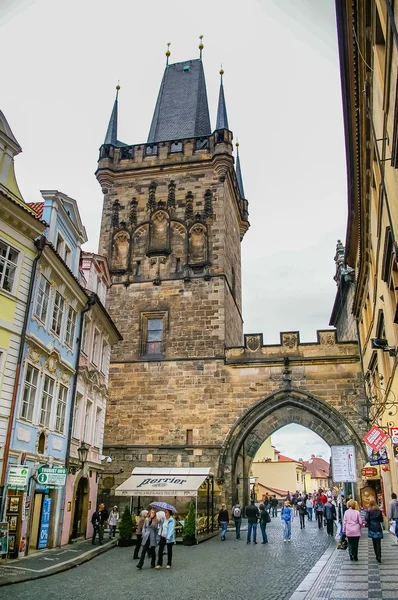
xmin=278 ymin=454 xmax=303 ymax=464
xmin=303 ymin=457 xmax=330 ymax=479
xmin=258 ymin=483 xmax=288 ymax=497
xmin=27 ymin=202 xmax=44 ymax=219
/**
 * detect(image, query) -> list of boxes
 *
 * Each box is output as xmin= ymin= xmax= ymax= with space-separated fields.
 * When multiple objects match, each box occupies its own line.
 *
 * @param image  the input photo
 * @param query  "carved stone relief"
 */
xmin=149 ymin=210 xmax=169 ymax=253
xmin=281 ymin=333 xmax=298 ymax=350
xmin=245 ymin=335 xmax=262 ymax=352
xmin=112 ymin=230 xmax=130 ymax=270
xmin=319 ymin=331 xmax=336 ymax=346
xmin=189 ymin=223 xmax=207 ymax=264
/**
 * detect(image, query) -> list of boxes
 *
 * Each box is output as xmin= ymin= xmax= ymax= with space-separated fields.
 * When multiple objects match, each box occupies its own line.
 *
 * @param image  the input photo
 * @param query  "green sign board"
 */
xmin=37 ymin=467 xmax=67 ymax=488
xmin=7 ymin=466 xmax=29 ymax=489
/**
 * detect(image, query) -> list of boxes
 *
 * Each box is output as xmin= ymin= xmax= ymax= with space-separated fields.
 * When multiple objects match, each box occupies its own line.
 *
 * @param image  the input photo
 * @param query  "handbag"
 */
xmin=389 ymin=522 xmax=397 ymax=536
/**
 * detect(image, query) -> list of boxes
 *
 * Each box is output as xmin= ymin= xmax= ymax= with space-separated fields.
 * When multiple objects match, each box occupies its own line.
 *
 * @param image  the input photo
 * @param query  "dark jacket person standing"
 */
xmin=91 ymin=503 xmax=109 ymax=545
xmin=366 ymin=498 xmax=384 ymax=563
xmin=245 ymin=501 xmax=260 ymax=544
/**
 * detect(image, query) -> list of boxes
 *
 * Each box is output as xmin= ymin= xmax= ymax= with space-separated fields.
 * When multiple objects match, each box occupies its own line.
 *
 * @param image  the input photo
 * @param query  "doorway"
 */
xmin=72 ymin=477 xmax=89 ymax=539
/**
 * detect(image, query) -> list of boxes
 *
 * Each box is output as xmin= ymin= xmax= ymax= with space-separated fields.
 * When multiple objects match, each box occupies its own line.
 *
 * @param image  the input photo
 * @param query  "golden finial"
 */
xmin=116 ymin=84 xmax=120 ymax=91
xmin=166 ymin=42 xmax=171 ymax=65
xmin=116 ymin=82 xmax=120 ymax=99
xmin=236 ymin=140 xmax=240 ymax=150
xmin=199 ymin=35 xmax=204 ymax=59
xmin=220 ymin=64 xmax=224 ymax=76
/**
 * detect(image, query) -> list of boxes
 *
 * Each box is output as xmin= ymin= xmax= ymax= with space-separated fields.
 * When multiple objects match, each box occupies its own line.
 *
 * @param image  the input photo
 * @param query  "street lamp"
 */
xmin=77 ymin=441 xmax=89 ymax=467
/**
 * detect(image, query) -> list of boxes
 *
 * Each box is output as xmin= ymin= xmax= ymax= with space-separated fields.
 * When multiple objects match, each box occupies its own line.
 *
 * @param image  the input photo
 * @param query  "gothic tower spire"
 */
xmin=104 ymin=85 xmax=120 ymax=146
xmin=215 ymin=66 xmax=229 ymax=130
xmin=235 ymin=141 xmax=245 ymax=198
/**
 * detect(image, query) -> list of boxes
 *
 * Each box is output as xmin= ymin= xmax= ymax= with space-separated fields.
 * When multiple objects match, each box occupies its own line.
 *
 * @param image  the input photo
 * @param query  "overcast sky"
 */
xmin=1 ymin=0 xmax=345 ymax=458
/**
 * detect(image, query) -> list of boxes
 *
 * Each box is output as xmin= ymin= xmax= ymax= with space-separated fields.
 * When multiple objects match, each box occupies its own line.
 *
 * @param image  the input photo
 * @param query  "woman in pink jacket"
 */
xmin=342 ymin=499 xmax=364 ymax=561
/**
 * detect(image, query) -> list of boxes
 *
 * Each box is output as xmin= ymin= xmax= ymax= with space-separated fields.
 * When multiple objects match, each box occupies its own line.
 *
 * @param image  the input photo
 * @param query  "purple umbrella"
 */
xmin=149 ymin=501 xmax=176 ymax=512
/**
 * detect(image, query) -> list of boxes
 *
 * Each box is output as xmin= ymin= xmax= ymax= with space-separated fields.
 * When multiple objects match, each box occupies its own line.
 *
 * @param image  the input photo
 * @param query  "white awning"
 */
xmin=114 ymin=467 xmax=213 ymax=497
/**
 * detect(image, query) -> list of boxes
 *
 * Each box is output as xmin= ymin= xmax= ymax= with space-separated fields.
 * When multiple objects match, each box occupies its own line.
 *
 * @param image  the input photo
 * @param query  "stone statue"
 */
xmin=112 ymin=231 xmax=130 ymax=270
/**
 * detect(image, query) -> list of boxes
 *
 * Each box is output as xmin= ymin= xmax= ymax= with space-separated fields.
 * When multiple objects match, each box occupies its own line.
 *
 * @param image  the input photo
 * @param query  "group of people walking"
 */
xmin=134 ymin=508 xmax=175 ymax=570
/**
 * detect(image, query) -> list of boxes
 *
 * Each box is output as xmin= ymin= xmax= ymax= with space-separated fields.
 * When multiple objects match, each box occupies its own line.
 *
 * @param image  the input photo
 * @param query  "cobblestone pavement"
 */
xmin=5 ymin=516 xmax=332 ymax=600
xmin=302 ymin=532 xmax=398 ymax=600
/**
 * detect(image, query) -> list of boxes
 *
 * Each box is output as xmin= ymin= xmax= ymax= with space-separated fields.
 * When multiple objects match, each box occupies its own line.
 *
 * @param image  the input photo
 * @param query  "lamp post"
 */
xmin=77 ymin=441 xmax=89 ymax=468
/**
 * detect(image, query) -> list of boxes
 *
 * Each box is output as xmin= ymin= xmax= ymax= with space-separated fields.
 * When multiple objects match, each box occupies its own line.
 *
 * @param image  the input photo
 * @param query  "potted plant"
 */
xmin=118 ymin=505 xmax=134 ymax=546
xmin=182 ymin=501 xmax=197 ymax=546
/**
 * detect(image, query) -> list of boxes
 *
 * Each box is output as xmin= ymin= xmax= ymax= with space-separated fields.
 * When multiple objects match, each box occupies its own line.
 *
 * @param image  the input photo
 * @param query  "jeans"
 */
xmin=307 ymin=507 xmax=313 ymax=521
xmin=109 ymin=525 xmax=116 ymax=538
xmin=138 ymin=539 xmax=156 ymax=568
xmin=133 ymin=533 xmax=142 ymax=559
xmin=326 ymin=519 xmax=334 ymax=536
xmin=234 ymin=518 xmax=242 ymax=539
xmin=157 ymin=537 xmax=173 ymax=566
xmin=92 ymin=524 xmax=104 ymax=545
xmin=347 ymin=536 xmax=360 ymax=560
xmin=271 ymin=507 xmax=277 ymax=517
xmin=220 ymin=521 xmax=228 ymax=539
xmin=317 ymin=511 xmax=324 ymax=529
xmin=247 ymin=522 xmax=257 ymax=543
xmin=283 ymin=520 xmax=292 ymax=540
xmin=260 ymin=522 xmax=268 ymax=543
xmin=299 ymin=514 xmax=305 ymax=529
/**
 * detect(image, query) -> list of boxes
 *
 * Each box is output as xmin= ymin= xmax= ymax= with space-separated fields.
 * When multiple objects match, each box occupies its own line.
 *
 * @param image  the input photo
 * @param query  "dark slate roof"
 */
xmin=216 ymin=78 xmax=229 ymax=130
xmin=104 ymin=91 xmax=118 ymax=145
xmin=235 ymin=147 xmax=245 ymax=198
xmin=147 ymin=59 xmax=211 ymax=143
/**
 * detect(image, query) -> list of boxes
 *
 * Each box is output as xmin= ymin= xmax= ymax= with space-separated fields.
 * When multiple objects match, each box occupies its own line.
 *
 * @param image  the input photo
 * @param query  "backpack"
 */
xmin=266 ymin=510 xmax=271 ymax=523
xmin=233 ymin=506 xmax=242 ymax=518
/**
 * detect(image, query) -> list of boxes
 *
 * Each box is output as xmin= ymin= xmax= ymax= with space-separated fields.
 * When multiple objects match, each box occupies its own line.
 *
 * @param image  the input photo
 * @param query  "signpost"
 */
xmin=37 ymin=467 xmax=67 ymax=489
xmin=331 ymin=445 xmax=357 ymax=483
xmin=363 ymin=426 xmax=389 ymax=452
xmin=7 ymin=466 xmax=29 ymax=489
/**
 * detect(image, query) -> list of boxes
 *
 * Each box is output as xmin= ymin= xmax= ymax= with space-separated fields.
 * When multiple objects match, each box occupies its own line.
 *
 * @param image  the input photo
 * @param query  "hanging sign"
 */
xmin=392 ymin=444 xmax=398 ymax=462
xmin=37 ymin=467 xmax=67 ymax=488
xmin=366 ymin=444 xmax=389 ymax=466
xmin=363 ymin=426 xmax=389 ymax=452
xmin=361 ymin=467 xmax=378 ymax=477
xmin=7 ymin=466 xmax=29 ymax=489
xmin=390 ymin=427 xmax=398 ymax=444
xmin=331 ymin=445 xmax=357 ymax=482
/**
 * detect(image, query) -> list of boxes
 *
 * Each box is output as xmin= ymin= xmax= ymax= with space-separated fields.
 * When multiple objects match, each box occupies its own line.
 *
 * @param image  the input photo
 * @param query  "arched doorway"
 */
xmin=217 ymin=388 xmax=367 ymax=505
xmin=72 ymin=477 xmax=89 ymax=540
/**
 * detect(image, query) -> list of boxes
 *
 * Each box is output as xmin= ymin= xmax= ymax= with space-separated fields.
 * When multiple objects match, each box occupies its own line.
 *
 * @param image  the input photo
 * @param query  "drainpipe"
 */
xmin=0 ymin=235 xmax=46 ymax=515
xmin=56 ymin=294 xmax=94 ymax=546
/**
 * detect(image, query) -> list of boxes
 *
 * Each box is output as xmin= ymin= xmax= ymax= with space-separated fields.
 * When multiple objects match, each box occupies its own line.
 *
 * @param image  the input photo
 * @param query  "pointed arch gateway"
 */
xmin=217 ymin=388 xmax=367 ymax=504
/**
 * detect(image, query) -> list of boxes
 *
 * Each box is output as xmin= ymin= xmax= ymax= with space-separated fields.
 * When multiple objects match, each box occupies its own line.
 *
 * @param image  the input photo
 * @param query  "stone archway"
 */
xmin=218 ymin=388 xmax=367 ymax=505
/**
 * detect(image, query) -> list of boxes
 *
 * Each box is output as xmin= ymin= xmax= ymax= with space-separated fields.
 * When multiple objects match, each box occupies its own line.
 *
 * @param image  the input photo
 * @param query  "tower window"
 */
xmin=175 ymin=258 xmax=181 ymax=274
xmin=135 ymin=261 xmax=141 ymax=276
xmin=186 ymin=429 xmax=193 ymax=445
xmin=140 ymin=311 xmax=168 ymax=357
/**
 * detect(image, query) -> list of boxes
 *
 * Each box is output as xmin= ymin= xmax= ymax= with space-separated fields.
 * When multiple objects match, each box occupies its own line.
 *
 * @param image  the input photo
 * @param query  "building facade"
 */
xmin=3 ymin=191 xmax=88 ymax=557
xmin=62 ymin=252 xmax=121 ymax=545
xmin=303 ymin=455 xmax=331 ymax=493
xmin=335 ymin=0 xmax=398 ymax=508
xmin=252 ymin=454 xmax=306 ymax=497
xmin=0 ymin=111 xmax=46 ymax=516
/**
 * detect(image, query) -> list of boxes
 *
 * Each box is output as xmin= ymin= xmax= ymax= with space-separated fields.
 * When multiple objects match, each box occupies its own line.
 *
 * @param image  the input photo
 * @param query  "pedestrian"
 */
xmin=91 ymin=503 xmax=109 ymax=546
xmin=292 ymin=493 xmax=299 ymax=516
xmin=263 ymin=494 xmax=270 ymax=511
xmin=108 ymin=505 xmax=119 ymax=539
xmin=232 ymin=502 xmax=242 ymax=539
xmin=270 ymin=495 xmax=278 ymax=518
xmin=342 ymin=499 xmax=363 ymax=561
xmin=319 ymin=489 xmax=327 ymax=504
xmin=389 ymin=492 xmax=398 ymax=542
xmin=259 ymin=503 xmax=271 ymax=543
xmin=245 ymin=500 xmax=260 ymax=544
xmin=306 ymin=495 xmax=313 ymax=521
xmin=281 ymin=500 xmax=294 ymax=542
xmin=218 ymin=503 xmax=229 ymax=541
xmin=315 ymin=498 xmax=324 ymax=529
xmin=366 ymin=497 xmax=383 ymax=563
xmin=324 ymin=499 xmax=337 ymax=536
xmin=133 ymin=509 xmax=148 ymax=560
xmin=136 ymin=508 xmax=159 ymax=570
xmin=156 ymin=508 xmax=175 ymax=569
xmin=297 ymin=497 xmax=307 ymax=529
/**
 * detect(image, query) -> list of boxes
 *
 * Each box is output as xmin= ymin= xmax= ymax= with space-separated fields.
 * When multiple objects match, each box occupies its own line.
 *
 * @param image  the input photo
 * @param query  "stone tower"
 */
xmin=97 ymin=58 xmax=249 ymax=367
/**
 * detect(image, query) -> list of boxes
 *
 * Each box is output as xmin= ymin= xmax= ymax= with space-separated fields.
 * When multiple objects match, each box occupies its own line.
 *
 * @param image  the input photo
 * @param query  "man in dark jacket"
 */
xmin=270 ymin=495 xmax=278 ymax=518
xmin=245 ymin=501 xmax=260 ymax=544
xmin=324 ymin=500 xmax=336 ymax=536
xmin=217 ymin=503 xmax=229 ymax=541
xmin=91 ymin=503 xmax=109 ymax=545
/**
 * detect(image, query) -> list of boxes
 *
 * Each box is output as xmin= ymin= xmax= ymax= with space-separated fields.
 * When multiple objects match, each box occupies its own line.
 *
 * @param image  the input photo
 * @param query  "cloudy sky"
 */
xmin=1 ymin=0 xmax=345 ymax=458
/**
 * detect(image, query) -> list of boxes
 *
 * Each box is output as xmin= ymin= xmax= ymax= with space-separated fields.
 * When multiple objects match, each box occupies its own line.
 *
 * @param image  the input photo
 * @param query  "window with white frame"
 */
xmin=94 ymin=407 xmax=102 ymax=447
xmin=72 ymin=392 xmax=83 ymax=439
xmin=34 ymin=275 xmax=51 ymax=323
xmin=92 ymin=329 xmax=100 ymax=365
xmin=0 ymin=241 xmax=19 ymax=293
xmin=51 ymin=291 xmax=64 ymax=337
xmin=20 ymin=364 xmax=39 ymax=422
xmin=84 ymin=399 xmax=93 ymax=443
xmin=100 ymin=341 xmax=108 ymax=373
xmin=55 ymin=384 xmax=68 ymax=433
xmin=65 ymin=305 xmax=77 ymax=347
xmin=39 ymin=375 xmax=55 ymax=427
xmin=81 ymin=315 xmax=89 ymax=355
xmin=64 ymin=245 xmax=71 ymax=268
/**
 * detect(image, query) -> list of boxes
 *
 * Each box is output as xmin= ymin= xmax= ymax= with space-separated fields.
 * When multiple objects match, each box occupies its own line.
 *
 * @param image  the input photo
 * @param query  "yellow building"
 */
xmin=335 ymin=1 xmax=398 ymax=505
xmin=252 ymin=438 xmax=305 ymax=497
xmin=0 ymin=111 xmax=45 ymax=493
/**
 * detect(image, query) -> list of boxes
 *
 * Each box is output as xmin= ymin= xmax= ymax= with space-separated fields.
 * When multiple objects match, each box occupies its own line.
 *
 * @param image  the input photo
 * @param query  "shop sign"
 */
xmin=363 ymin=426 xmax=389 ymax=452
xmin=0 ymin=522 xmax=9 ymax=555
xmin=390 ymin=427 xmax=398 ymax=445
xmin=366 ymin=444 xmax=389 ymax=466
xmin=37 ymin=497 xmax=52 ymax=550
xmin=37 ymin=467 xmax=67 ymax=488
xmin=361 ymin=467 xmax=378 ymax=477
xmin=7 ymin=466 xmax=29 ymax=489
xmin=331 ymin=445 xmax=357 ymax=482
xmin=393 ymin=444 xmax=398 ymax=462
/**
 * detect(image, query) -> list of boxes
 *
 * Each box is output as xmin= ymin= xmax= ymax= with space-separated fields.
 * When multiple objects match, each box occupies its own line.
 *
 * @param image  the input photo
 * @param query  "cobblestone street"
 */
xmin=5 ymin=517 xmax=331 ymax=600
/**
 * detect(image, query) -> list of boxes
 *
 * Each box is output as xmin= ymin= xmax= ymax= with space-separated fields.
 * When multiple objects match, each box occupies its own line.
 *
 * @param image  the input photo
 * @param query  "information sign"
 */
xmin=390 ymin=427 xmax=398 ymax=445
xmin=363 ymin=426 xmax=389 ymax=452
xmin=37 ymin=467 xmax=67 ymax=488
xmin=7 ymin=466 xmax=29 ymax=489
xmin=331 ymin=445 xmax=357 ymax=482
xmin=37 ymin=497 xmax=52 ymax=550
